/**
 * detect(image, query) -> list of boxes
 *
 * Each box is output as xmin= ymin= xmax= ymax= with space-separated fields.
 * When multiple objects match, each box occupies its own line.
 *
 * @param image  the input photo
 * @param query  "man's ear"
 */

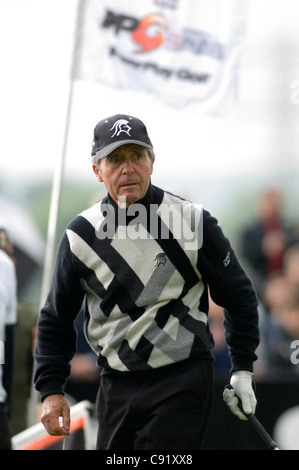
xmin=150 ymin=157 xmax=155 ymax=175
xmin=92 ymin=164 xmax=103 ymax=182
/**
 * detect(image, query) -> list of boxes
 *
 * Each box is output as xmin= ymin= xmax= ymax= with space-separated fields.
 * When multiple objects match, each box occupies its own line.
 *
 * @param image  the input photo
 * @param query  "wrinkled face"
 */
xmin=93 ymin=144 xmax=154 ymax=208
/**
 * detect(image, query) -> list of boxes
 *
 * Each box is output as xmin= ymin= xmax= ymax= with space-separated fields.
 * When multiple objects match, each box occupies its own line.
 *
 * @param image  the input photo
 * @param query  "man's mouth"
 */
xmin=120 ymin=183 xmax=138 ymax=188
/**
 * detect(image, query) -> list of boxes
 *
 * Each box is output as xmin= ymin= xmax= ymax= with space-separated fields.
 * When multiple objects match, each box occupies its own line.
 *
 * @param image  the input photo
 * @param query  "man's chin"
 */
xmin=117 ymin=192 xmax=141 ymax=208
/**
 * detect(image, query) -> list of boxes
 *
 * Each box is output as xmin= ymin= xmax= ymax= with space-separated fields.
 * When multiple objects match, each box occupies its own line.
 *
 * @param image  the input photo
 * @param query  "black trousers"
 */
xmin=96 ymin=357 xmax=214 ymax=450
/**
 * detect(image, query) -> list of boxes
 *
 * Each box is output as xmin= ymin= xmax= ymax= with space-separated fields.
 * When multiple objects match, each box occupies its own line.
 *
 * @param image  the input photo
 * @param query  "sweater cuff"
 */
xmin=230 ymin=356 xmax=254 ymax=375
xmin=36 ymin=381 xmax=66 ymax=402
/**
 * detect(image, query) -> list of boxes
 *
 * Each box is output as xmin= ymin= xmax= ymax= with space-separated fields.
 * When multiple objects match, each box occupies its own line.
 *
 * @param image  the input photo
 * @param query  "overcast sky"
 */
xmin=0 ymin=0 xmax=299 ymax=190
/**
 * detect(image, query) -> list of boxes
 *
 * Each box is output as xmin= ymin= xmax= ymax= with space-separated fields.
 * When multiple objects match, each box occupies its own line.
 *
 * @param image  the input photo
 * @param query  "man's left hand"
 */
xmin=223 ymin=370 xmax=257 ymax=420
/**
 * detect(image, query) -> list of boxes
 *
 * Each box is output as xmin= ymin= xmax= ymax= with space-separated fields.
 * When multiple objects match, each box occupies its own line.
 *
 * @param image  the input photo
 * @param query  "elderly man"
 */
xmin=34 ymin=114 xmax=259 ymax=450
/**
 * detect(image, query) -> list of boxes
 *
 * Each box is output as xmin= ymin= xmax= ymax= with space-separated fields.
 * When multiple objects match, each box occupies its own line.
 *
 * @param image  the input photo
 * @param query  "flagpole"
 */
xmin=27 ymin=0 xmax=85 ymax=428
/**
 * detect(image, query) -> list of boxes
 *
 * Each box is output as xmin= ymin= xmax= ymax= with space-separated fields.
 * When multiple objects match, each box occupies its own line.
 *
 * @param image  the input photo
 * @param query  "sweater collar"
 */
xmin=102 ymin=183 xmax=164 ymax=225
xmin=106 ymin=182 xmax=162 ymax=210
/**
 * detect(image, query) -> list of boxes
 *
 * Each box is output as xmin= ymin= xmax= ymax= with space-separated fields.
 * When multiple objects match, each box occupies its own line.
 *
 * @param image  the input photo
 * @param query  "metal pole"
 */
xmin=27 ymin=0 xmax=86 ymax=427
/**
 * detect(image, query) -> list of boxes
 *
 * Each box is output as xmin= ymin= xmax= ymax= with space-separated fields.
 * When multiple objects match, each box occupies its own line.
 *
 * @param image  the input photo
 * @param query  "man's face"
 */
xmin=93 ymin=144 xmax=154 ymax=208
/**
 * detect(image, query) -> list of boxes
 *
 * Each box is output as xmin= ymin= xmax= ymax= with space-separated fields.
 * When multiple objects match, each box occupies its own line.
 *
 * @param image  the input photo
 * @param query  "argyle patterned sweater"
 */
xmin=34 ymin=184 xmax=259 ymax=401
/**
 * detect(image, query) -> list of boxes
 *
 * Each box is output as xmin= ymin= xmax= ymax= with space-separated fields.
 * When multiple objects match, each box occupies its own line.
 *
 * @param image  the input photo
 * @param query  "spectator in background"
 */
xmin=283 ymin=244 xmax=299 ymax=290
xmin=0 ymin=228 xmax=17 ymax=449
xmin=256 ymin=245 xmax=299 ymax=379
xmin=11 ymin=300 xmax=38 ymax=435
xmin=64 ymin=309 xmax=101 ymax=405
xmin=262 ymin=271 xmax=291 ymax=320
xmin=258 ymin=271 xmax=291 ymax=374
xmin=208 ymin=298 xmax=230 ymax=379
xmin=239 ymin=189 xmax=298 ymax=300
xmin=263 ymin=289 xmax=299 ymax=378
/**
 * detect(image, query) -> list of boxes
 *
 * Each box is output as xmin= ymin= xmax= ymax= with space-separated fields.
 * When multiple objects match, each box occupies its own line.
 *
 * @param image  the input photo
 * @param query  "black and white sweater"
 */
xmin=34 ymin=184 xmax=259 ymax=400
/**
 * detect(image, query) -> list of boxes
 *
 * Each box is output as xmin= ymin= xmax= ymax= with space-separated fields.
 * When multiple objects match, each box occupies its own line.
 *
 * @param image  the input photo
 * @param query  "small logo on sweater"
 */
xmin=223 ymin=251 xmax=231 ymax=267
xmin=154 ymin=253 xmax=167 ymax=267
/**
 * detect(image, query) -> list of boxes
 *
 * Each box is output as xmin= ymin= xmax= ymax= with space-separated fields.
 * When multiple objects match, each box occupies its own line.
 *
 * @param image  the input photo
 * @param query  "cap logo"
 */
xmin=110 ymin=119 xmax=132 ymax=138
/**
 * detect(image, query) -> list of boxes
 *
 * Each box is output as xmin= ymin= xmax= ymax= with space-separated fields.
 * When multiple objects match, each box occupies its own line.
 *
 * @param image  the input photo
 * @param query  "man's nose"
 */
xmin=121 ymin=157 xmax=135 ymax=173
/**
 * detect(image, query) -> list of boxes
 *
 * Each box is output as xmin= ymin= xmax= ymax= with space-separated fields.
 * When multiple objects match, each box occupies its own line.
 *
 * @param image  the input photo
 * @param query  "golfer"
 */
xmin=34 ymin=114 xmax=259 ymax=450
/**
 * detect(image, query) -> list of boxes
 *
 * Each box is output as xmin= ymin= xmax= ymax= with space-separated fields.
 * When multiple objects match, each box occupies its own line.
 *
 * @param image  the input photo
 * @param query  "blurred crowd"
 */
xmin=239 ymin=189 xmax=299 ymax=380
xmin=209 ymin=188 xmax=299 ymax=381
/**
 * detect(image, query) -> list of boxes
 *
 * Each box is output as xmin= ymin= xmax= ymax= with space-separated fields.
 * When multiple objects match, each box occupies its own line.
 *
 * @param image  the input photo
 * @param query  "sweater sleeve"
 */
xmin=198 ymin=210 xmax=260 ymax=374
xmin=34 ymin=232 xmax=86 ymax=401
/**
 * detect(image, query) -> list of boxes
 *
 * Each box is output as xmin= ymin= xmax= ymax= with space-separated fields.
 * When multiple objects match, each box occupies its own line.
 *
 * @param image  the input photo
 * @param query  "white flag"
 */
xmin=74 ymin=0 xmax=248 ymax=113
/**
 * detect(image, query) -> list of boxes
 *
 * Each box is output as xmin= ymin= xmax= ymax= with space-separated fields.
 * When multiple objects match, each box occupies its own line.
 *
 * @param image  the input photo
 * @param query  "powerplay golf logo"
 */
xmin=105 ymin=12 xmax=168 ymax=54
xmin=102 ymin=9 xmax=224 ymax=57
xmin=75 ymin=1 xmax=246 ymax=111
xmin=100 ymin=9 xmax=223 ymax=84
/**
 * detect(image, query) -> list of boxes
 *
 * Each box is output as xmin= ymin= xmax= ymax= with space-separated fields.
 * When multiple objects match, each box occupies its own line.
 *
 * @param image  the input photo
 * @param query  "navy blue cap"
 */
xmin=91 ymin=114 xmax=154 ymax=160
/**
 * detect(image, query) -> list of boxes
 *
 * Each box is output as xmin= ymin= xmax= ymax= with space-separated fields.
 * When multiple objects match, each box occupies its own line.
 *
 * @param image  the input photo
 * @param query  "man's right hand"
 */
xmin=40 ymin=394 xmax=71 ymax=436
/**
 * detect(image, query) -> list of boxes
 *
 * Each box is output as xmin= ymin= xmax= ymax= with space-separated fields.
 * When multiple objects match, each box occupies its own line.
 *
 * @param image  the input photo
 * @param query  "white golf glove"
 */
xmin=223 ymin=370 xmax=257 ymax=420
